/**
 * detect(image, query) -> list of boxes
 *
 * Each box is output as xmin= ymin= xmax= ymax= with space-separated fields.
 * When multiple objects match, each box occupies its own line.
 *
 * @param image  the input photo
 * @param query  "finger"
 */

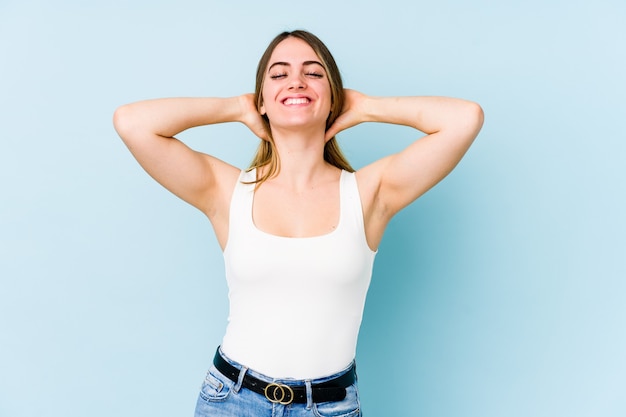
xmin=325 ymin=123 xmax=340 ymax=142
xmin=328 ymin=111 xmax=348 ymax=137
xmin=254 ymin=126 xmax=269 ymax=142
xmin=258 ymin=123 xmax=271 ymax=142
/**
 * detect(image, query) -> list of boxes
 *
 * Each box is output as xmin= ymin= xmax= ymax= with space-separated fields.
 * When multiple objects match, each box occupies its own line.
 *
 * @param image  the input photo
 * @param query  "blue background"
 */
xmin=1 ymin=1 xmax=625 ymax=416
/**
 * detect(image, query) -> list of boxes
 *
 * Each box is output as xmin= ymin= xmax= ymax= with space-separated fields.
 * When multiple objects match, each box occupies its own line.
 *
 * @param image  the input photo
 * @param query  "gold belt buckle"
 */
xmin=264 ymin=382 xmax=295 ymax=405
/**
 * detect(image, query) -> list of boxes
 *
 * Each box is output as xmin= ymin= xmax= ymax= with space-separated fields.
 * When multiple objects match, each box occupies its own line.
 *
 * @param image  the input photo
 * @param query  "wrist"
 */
xmin=234 ymin=94 xmax=254 ymax=123
xmin=361 ymin=95 xmax=380 ymax=123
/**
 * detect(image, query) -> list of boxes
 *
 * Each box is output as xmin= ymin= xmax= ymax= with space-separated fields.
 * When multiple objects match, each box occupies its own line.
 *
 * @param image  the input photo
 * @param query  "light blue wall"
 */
xmin=1 ymin=1 xmax=624 ymax=416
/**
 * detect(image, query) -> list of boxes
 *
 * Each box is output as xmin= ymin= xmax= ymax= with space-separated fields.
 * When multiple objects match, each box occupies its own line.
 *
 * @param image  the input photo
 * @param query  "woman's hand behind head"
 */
xmin=325 ymin=89 xmax=368 ymax=141
xmin=238 ymin=93 xmax=270 ymax=141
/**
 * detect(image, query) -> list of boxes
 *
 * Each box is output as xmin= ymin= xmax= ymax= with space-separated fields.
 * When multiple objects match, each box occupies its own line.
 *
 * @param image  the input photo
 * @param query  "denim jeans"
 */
xmin=194 ymin=349 xmax=362 ymax=417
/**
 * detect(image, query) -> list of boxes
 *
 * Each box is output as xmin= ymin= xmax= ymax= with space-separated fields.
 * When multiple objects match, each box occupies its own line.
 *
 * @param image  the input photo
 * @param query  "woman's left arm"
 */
xmin=326 ymin=89 xmax=484 ymax=217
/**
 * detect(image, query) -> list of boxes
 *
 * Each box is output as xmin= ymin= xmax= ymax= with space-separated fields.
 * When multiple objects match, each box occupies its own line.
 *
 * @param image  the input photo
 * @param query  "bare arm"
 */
xmin=326 ymin=90 xmax=484 ymax=248
xmin=112 ymin=95 xmax=266 ymax=215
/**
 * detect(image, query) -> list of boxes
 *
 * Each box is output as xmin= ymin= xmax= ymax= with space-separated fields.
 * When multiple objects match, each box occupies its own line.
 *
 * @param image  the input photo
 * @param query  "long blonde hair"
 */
xmin=248 ymin=30 xmax=354 ymax=185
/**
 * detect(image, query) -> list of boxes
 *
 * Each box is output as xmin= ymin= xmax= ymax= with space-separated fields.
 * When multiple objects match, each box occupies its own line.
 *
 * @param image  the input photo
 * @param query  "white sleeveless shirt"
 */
xmin=220 ymin=168 xmax=376 ymax=379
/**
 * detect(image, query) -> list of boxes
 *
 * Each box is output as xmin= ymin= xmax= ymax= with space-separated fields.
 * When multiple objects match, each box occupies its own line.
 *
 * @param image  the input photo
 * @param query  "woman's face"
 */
xmin=260 ymin=37 xmax=332 ymax=134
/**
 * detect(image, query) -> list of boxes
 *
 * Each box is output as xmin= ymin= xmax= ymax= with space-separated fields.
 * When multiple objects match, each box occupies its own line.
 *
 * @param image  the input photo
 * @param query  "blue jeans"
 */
xmin=194 ymin=349 xmax=362 ymax=417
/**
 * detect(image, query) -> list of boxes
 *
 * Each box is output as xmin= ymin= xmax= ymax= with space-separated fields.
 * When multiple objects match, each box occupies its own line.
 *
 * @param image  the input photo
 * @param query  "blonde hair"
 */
xmin=248 ymin=30 xmax=354 ymax=185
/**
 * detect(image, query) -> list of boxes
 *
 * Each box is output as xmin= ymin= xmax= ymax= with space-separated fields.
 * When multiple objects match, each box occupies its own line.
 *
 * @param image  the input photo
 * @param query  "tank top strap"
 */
xmin=225 ymin=169 xmax=256 ymax=247
xmin=340 ymin=170 xmax=367 ymax=236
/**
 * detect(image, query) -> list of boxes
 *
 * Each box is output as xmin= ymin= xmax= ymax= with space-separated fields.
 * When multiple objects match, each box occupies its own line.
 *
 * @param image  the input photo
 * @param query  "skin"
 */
xmin=113 ymin=37 xmax=484 ymax=252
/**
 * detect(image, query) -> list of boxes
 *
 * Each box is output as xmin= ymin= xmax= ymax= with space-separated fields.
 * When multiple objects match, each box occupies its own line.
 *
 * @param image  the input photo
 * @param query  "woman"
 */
xmin=113 ymin=30 xmax=483 ymax=417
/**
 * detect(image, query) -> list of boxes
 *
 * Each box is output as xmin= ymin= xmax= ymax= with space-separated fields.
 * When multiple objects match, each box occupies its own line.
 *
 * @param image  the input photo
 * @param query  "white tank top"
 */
xmin=220 ymin=168 xmax=376 ymax=379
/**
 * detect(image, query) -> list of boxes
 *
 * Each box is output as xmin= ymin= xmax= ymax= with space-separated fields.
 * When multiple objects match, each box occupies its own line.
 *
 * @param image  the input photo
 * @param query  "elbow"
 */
xmin=474 ymin=101 xmax=484 ymax=124
xmin=112 ymin=104 xmax=138 ymax=143
xmin=464 ymin=101 xmax=484 ymax=138
xmin=112 ymin=104 xmax=129 ymax=135
xmin=468 ymin=101 xmax=484 ymax=125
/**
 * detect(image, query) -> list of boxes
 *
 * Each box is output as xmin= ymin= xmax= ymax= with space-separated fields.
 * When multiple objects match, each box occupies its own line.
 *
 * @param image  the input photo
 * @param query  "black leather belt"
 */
xmin=213 ymin=348 xmax=355 ymax=405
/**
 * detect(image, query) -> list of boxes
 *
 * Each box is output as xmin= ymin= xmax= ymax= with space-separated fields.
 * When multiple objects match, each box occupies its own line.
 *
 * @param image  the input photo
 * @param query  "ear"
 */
xmin=260 ymin=102 xmax=266 ymax=115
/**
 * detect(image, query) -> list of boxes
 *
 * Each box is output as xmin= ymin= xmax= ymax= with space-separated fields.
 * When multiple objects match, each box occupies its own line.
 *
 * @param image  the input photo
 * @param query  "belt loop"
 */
xmin=234 ymin=366 xmax=247 ymax=393
xmin=305 ymin=380 xmax=313 ymax=409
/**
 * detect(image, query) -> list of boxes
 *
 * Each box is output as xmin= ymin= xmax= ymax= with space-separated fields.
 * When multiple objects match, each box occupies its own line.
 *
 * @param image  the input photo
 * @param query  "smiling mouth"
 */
xmin=283 ymin=97 xmax=310 ymax=105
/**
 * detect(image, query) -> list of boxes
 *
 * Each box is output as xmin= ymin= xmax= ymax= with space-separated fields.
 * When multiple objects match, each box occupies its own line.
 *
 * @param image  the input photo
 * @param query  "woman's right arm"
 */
xmin=113 ymin=95 xmax=266 ymax=215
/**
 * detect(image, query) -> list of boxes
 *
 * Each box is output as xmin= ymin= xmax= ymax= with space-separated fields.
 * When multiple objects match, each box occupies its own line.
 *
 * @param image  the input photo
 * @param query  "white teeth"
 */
xmin=284 ymin=98 xmax=309 ymax=105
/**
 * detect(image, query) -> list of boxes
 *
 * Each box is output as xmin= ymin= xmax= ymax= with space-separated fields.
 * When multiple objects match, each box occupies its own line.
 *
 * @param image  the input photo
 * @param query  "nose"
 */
xmin=288 ymin=75 xmax=306 ymax=90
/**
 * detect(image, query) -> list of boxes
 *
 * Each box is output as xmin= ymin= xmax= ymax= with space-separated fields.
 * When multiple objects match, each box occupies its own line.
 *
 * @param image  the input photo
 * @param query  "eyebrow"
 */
xmin=268 ymin=60 xmax=324 ymax=71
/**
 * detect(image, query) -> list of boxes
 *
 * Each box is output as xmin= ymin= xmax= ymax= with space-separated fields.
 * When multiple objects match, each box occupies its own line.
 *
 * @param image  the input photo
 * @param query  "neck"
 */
xmin=267 ymin=127 xmax=335 ymax=189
